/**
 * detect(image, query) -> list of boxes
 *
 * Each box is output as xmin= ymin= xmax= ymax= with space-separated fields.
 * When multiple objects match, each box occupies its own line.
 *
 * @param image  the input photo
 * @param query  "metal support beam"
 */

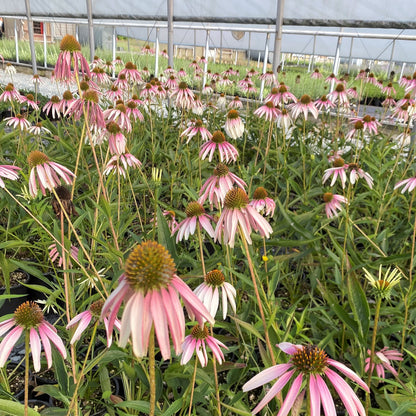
xmin=112 ymin=26 xmax=116 ymax=78
xmin=219 ymin=30 xmax=223 ymax=64
xmin=86 ymin=0 xmax=95 ymax=62
xmin=202 ymin=30 xmax=209 ymax=89
xmin=14 ymin=20 xmax=20 ymax=63
xmin=307 ymin=34 xmax=316 ymax=72
xmin=247 ymin=31 xmax=251 ymax=63
xmin=260 ymin=33 xmax=270 ymax=101
xmin=347 ymin=37 xmax=354 ymax=72
xmin=24 ymin=0 xmax=37 ymax=74
xmin=43 ymin=26 xmax=47 ymax=67
xmin=154 ymin=28 xmax=160 ymax=77
xmin=400 ymin=62 xmax=406 ymax=79
xmin=167 ymin=0 xmax=174 ymax=68
xmin=272 ymin=0 xmax=284 ymax=74
xmin=386 ymin=40 xmax=396 ymax=77
xmin=193 ymin=29 xmax=196 ymax=59
xmin=331 ymin=28 xmax=343 ymax=91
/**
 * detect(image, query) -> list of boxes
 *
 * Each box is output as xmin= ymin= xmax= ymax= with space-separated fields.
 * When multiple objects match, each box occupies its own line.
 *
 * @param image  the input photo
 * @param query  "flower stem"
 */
xmin=188 ymin=358 xmax=198 ymax=416
xmin=209 ymin=326 xmax=222 ymax=416
xmin=24 ymin=331 xmax=29 ymax=416
xmin=196 ymin=225 xmax=206 ymax=277
xmin=365 ymin=297 xmax=381 ymax=415
xmin=239 ymin=229 xmax=276 ymax=366
xmin=149 ymin=325 xmax=157 ymax=416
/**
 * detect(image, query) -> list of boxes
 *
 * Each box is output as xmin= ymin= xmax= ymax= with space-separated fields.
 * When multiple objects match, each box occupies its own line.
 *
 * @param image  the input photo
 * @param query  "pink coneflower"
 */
xmin=314 ymin=95 xmax=336 ymax=112
xmin=348 ymin=163 xmax=374 ymax=188
xmin=249 ymin=187 xmax=276 ymax=217
xmin=103 ymin=103 xmax=132 ymax=132
xmin=394 ymin=175 xmax=416 ymax=193
xmin=160 ymin=49 xmax=169 ymax=59
xmin=392 ymin=103 xmax=411 ymax=122
xmin=382 ymin=82 xmax=396 ymax=96
xmin=259 ymin=71 xmax=276 ymax=86
xmin=4 ymin=63 xmax=16 ymax=76
xmin=198 ymin=163 xmax=247 ymax=209
xmin=225 ymin=109 xmax=245 ymax=139
xmin=228 ymin=95 xmax=243 ymax=109
xmin=327 ymin=83 xmax=349 ymax=106
xmin=141 ymin=66 xmax=150 ymax=79
xmin=214 ymin=188 xmax=273 ymax=248
xmin=65 ymin=89 xmax=106 ymax=129
xmin=382 ymin=96 xmax=396 ymax=108
xmin=192 ymin=95 xmax=205 ymax=116
xmin=165 ymin=75 xmax=178 ymax=90
xmin=172 ymin=201 xmax=215 ymax=242
xmin=246 ymin=68 xmax=259 ymax=78
xmin=217 ymin=93 xmax=227 ymax=110
xmin=322 ymin=158 xmax=349 ymax=188
xmin=106 ymin=122 xmax=126 ymax=155
xmin=0 ymin=301 xmax=67 ymax=372
xmin=0 ymin=83 xmax=22 ymax=103
xmin=103 ymin=60 xmax=114 ymax=74
xmin=276 ymin=109 xmax=293 ymax=133
xmin=154 ymin=84 xmax=167 ymax=100
xmin=347 ymin=87 xmax=359 ymax=99
xmin=396 ymin=93 xmax=415 ymax=108
xmin=266 ymin=84 xmax=297 ymax=106
xmin=54 ymin=34 xmax=90 ymax=83
xmin=114 ymin=73 xmax=129 ymax=90
xmin=140 ymin=82 xmax=157 ymax=101
xmin=355 ymin=69 xmax=367 ymax=80
xmin=107 ymin=83 xmax=124 ymax=102
xmin=59 ymin=90 xmax=75 ymax=114
xmin=177 ymin=68 xmax=187 ymax=78
xmin=345 ymin=120 xmax=365 ymax=140
xmin=28 ymin=150 xmax=75 ymax=197
xmin=103 ymin=153 xmax=142 ymax=177
xmin=254 ymin=101 xmax=281 ymax=121
xmin=91 ymin=66 xmax=111 ymax=85
xmin=101 ymin=241 xmax=214 ymax=360
xmin=289 ymin=94 xmax=319 ymax=120
xmin=125 ymin=100 xmax=144 ymax=122
xmin=199 ymin=130 xmax=239 ymax=163
xmin=180 ymin=324 xmax=227 ymax=367
xmin=119 ymin=62 xmax=142 ymax=84
xmin=0 ymin=165 xmax=20 ymax=188
xmin=365 ymin=72 xmax=381 ymax=87
xmin=323 ymin=192 xmax=347 ymax=218
xmin=20 ymin=93 xmax=39 ymax=111
xmin=243 ymin=342 xmax=369 ymax=416
xmin=194 ymin=269 xmax=236 ymax=320
xmin=28 ymin=122 xmax=51 ymax=137
xmin=325 ymin=73 xmax=339 ymax=84
xmin=218 ymin=76 xmax=233 ymax=88
xmin=112 ymin=56 xmax=124 ymax=67
xmin=171 ymin=81 xmax=195 ymax=110
xmin=365 ymin=347 xmax=403 ymax=380
xmin=67 ymin=299 xmax=121 ymax=347
xmin=349 ymin=115 xmax=381 ymax=135
xmin=43 ymin=95 xmax=62 ymax=119
xmin=310 ymin=68 xmax=323 ymax=79
xmin=4 ymin=114 xmax=31 ymax=131
xmin=141 ymin=44 xmax=155 ymax=55
xmin=222 ymin=67 xmax=237 ymax=77
xmin=181 ymin=119 xmax=212 ymax=143
xmin=48 ymin=242 xmax=79 ymax=268
xmin=189 ymin=60 xmax=201 ymax=71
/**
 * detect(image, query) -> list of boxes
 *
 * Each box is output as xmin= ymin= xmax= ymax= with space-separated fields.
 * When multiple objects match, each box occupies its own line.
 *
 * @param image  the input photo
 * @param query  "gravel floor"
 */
xmin=0 ymin=67 xmax=69 ymax=98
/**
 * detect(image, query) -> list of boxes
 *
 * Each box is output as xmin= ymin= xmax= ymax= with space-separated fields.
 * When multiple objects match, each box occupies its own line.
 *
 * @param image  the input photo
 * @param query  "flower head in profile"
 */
xmin=289 ymin=94 xmax=319 ymax=120
xmin=0 ymin=301 xmax=67 ymax=372
xmin=170 ymin=81 xmax=195 ymax=110
xmin=224 ymin=110 xmax=245 ymax=139
xmin=254 ymin=101 xmax=281 ymax=121
xmin=54 ymin=34 xmax=91 ymax=82
xmin=172 ymin=201 xmax=215 ymax=242
xmin=198 ymin=163 xmax=247 ymax=209
xmin=314 ymin=95 xmax=336 ymax=112
xmin=67 ymin=299 xmax=121 ymax=347
xmin=214 ymin=188 xmax=273 ymax=248
xmin=49 ymin=242 xmax=79 ymax=268
xmin=348 ymin=163 xmax=373 ymax=188
xmin=180 ymin=324 xmax=227 ymax=367
xmin=103 ymin=153 xmax=142 ymax=177
xmin=249 ymin=187 xmax=276 ymax=217
xmin=101 ymin=241 xmax=214 ymax=360
xmin=394 ymin=175 xmax=416 ymax=194
xmin=0 ymin=83 xmax=22 ymax=103
xmin=322 ymin=158 xmax=349 ymax=189
xmin=323 ymin=192 xmax=347 ymax=219
xmin=181 ymin=119 xmax=212 ymax=143
xmin=327 ymin=83 xmax=349 ymax=106
xmin=28 ymin=150 xmax=76 ymax=197
xmin=363 ymin=265 xmax=402 ymax=300
xmin=349 ymin=115 xmax=380 ymax=135
xmin=4 ymin=114 xmax=31 ymax=131
xmin=311 ymin=68 xmax=323 ymax=79
xmin=0 ymin=165 xmax=20 ymax=189
xmin=364 ymin=347 xmax=403 ymax=380
xmin=243 ymin=342 xmax=369 ymax=416
xmin=194 ymin=269 xmax=236 ymax=320
xmin=199 ymin=130 xmax=239 ymax=163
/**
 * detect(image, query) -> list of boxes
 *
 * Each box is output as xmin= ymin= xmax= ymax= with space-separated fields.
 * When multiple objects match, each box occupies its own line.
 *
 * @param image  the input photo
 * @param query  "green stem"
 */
xmin=365 ymin=297 xmax=381 ymax=415
xmin=188 ymin=358 xmax=198 ymax=416
xmin=149 ymin=326 xmax=156 ymax=416
xmin=196 ymin=226 xmax=206 ymax=277
xmin=24 ymin=331 xmax=29 ymax=416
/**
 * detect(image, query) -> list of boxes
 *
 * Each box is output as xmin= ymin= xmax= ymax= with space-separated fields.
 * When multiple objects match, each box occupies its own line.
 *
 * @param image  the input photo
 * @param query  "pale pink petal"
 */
xmin=0 ymin=326 xmax=23 ymax=367
xmin=316 ymin=374 xmax=337 ymax=416
xmin=276 ymin=373 xmax=303 ymax=416
xmin=243 ymin=363 xmax=293 ymax=391
xmin=309 ymin=375 xmax=321 ymax=416
xmin=150 ymin=290 xmax=171 ymax=360
xmin=30 ymin=328 xmax=42 ymax=372
xmin=327 ymin=359 xmax=369 ymax=392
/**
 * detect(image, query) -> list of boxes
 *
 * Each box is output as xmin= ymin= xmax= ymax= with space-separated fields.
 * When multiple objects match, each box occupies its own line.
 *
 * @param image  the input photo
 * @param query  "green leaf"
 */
xmin=156 ymin=206 xmax=178 ymax=263
xmin=161 ymin=398 xmax=183 ymax=416
xmin=0 ymin=399 xmax=40 ymax=415
xmin=116 ymin=400 xmax=161 ymax=414
xmin=347 ymin=273 xmax=370 ymax=341
xmin=231 ymin=317 xmax=265 ymax=341
xmin=52 ymin=347 xmax=69 ymax=396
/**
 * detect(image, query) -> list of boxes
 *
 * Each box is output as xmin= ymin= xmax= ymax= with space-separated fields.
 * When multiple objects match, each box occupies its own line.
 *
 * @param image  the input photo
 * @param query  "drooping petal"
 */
xmin=150 ymin=290 xmax=171 ymax=360
xmin=0 ymin=326 xmax=23 ymax=367
xmin=243 ymin=363 xmax=293 ymax=391
xmin=327 ymin=359 xmax=369 ymax=392
xmin=30 ymin=328 xmax=42 ymax=372
xmin=309 ymin=375 xmax=321 ymax=416
xmin=276 ymin=373 xmax=303 ymax=416
xmin=316 ymin=374 xmax=337 ymax=416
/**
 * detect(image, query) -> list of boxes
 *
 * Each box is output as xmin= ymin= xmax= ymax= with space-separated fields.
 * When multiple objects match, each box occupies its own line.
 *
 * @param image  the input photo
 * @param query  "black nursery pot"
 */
xmin=0 ymin=270 xmax=31 ymax=316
